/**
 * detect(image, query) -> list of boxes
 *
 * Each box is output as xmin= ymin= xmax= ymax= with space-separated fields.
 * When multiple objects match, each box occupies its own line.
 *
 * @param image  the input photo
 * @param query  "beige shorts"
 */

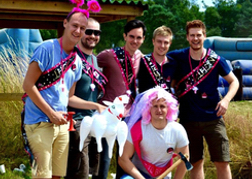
xmin=25 ymin=122 xmax=69 ymax=178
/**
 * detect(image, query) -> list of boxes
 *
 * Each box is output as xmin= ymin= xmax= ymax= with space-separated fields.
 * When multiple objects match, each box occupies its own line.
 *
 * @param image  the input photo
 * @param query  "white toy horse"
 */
xmin=79 ymin=94 xmax=129 ymax=158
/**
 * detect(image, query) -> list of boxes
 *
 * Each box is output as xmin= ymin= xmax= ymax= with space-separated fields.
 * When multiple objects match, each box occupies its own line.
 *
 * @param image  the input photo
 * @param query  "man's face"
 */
xmin=123 ymin=27 xmax=145 ymax=54
xmin=186 ymin=28 xmax=206 ymax=51
xmin=81 ymin=21 xmax=101 ymax=49
xmin=63 ymin=12 xmax=88 ymax=45
xmin=150 ymin=98 xmax=168 ymax=121
xmin=152 ymin=35 xmax=172 ymax=57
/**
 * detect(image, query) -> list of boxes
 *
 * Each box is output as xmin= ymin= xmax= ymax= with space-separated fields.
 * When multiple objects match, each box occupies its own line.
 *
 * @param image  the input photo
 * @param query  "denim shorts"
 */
xmin=181 ymin=118 xmax=230 ymax=163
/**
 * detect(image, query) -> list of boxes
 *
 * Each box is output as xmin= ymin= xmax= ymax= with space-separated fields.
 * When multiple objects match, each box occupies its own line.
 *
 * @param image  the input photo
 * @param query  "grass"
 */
xmin=1 ymin=46 xmax=252 ymax=178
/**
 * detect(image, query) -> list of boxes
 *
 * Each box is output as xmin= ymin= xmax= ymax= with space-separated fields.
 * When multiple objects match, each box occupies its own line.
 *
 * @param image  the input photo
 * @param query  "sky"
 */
xmin=198 ymin=0 xmax=214 ymax=11
xmin=198 ymin=0 xmax=237 ymax=11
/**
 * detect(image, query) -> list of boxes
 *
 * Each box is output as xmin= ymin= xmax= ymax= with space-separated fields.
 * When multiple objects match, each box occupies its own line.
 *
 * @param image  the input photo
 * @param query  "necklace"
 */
xmin=188 ymin=49 xmax=205 ymax=94
xmin=111 ymin=47 xmax=136 ymax=92
xmin=77 ymin=45 xmax=96 ymax=91
xmin=151 ymin=53 xmax=166 ymax=77
xmin=60 ymin=37 xmax=65 ymax=92
xmin=122 ymin=47 xmax=135 ymax=86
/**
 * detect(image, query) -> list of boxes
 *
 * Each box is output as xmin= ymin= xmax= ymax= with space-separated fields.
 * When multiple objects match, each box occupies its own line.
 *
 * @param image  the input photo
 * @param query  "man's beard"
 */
xmin=81 ymin=39 xmax=96 ymax=50
xmin=190 ymin=42 xmax=202 ymax=51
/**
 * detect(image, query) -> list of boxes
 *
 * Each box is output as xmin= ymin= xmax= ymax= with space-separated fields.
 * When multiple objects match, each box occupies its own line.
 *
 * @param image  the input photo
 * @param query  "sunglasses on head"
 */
xmin=85 ymin=29 xmax=101 ymax=36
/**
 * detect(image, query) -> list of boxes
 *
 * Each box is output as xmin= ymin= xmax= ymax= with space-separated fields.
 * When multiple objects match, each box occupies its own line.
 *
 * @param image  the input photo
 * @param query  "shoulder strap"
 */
xmin=81 ymin=55 xmax=108 ymax=94
xmin=22 ymin=52 xmax=77 ymax=101
xmin=131 ymin=120 xmax=175 ymax=177
xmin=111 ymin=47 xmax=137 ymax=100
xmin=176 ymin=49 xmax=220 ymax=98
xmin=142 ymin=55 xmax=168 ymax=90
xmin=21 ymin=51 xmax=77 ymax=165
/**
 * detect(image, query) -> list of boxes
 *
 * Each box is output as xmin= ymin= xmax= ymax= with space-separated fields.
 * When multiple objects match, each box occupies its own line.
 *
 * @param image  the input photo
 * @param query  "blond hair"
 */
xmin=153 ymin=25 xmax=173 ymax=40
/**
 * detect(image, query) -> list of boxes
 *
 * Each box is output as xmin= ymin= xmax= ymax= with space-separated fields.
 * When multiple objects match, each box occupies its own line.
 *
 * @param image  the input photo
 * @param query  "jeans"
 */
xmin=65 ymin=121 xmax=99 ymax=179
xmin=92 ymin=138 xmax=111 ymax=179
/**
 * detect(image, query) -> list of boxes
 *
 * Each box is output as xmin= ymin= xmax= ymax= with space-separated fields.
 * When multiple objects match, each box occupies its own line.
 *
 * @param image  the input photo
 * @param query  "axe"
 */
xmin=157 ymin=152 xmax=193 ymax=179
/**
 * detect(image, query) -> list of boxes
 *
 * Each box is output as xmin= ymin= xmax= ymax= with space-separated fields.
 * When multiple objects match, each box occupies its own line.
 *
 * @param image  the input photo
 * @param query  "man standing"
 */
xmin=96 ymin=19 xmax=146 ymax=179
xmin=22 ymin=1 xmax=102 ymax=178
xmin=137 ymin=25 xmax=176 ymax=93
xmin=118 ymin=87 xmax=189 ymax=179
xmin=168 ymin=20 xmax=239 ymax=179
xmin=66 ymin=18 xmax=107 ymax=179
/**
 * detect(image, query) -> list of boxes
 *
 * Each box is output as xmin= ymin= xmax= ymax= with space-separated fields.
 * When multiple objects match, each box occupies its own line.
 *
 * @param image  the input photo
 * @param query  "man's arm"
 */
xmin=215 ymin=71 xmax=239 ymax=116
xmin=23 ymin=61 xmax=68 ymax=125
xmin=97 ymin=50 xmax=112 ymax=68
xmin=118 ymin=141 xmax=145 ymax=179
xmin=173 ymin=145 xmax=190 ymax=179
xmin=68 ymin=82 xmax=106 ymax=113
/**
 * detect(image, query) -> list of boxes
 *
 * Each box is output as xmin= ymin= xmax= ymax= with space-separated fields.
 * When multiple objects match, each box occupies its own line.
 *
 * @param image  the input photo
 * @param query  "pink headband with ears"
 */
xmin=67 ymin=0 xmax=102 ymax=19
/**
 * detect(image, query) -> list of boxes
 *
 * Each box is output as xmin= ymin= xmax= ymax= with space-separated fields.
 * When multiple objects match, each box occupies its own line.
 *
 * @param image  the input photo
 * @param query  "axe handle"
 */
xmin=156 ymin=154 xmax=189 ymax=179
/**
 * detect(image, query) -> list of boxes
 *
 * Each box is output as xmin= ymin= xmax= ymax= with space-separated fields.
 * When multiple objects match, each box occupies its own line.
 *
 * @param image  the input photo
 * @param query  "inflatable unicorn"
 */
xmin=79 ymin=94 xmax=129 ymax=158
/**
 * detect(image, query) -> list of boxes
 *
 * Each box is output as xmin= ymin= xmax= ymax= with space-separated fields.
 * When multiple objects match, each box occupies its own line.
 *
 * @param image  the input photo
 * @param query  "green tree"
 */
xmin=234 ymin=0 xmax=252 ymax=37
xmin=237 ymin=0 xmax=252 ymax=3
xmin=204 ymin=7 xmax=222 ymax=36
xmin=214 ymin=0 xmax=240 ymax=37
xmin=139 ymin=4 xmax=176 ymax=53
xmin=147 ymin=0 xmax=204 ymax=50
xmin=39 ymin=29 xmax=57 ymax=40
xmin=96 ymin=19 xmax=126 ymax=54
xmin=96 ymin=0 xmax=205 ymax=53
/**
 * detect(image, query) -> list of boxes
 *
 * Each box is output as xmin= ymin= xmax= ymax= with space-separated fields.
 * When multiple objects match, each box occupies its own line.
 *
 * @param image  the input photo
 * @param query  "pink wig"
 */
xmin=126 ymin=86 xmax=178 ymax=130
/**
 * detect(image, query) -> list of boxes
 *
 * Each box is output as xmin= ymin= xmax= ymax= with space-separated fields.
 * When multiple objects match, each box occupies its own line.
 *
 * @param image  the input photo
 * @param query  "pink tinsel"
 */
xmin=70 ymin=0 xmax=84 ymax=8
xmin=67 ymin=0 xmax=101 ymax=18
xmin=71 ymin=7 xmax=89 ymax=18
xmin=87 ymin=0 xmax=102 ymax=12
xmin=125 ymin=86 xmax=179 ymax=130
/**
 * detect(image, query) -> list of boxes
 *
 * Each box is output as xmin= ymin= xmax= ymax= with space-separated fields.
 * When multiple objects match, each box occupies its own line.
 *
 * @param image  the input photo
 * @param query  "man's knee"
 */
xmin=214 ymin=161 xmax=230 ymax=170
xmin=192 ymin=159 xmax=204 ymax=168
xmin=190 ymin=159 xmax=205 ymax=179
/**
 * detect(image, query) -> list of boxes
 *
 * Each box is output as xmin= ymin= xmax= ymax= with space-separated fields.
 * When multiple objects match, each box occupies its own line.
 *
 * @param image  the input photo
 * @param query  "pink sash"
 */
xmin=131 ymin=120 xmax=176 ymax=177
xmin=176 ymin=49 xmax=220 ymax=98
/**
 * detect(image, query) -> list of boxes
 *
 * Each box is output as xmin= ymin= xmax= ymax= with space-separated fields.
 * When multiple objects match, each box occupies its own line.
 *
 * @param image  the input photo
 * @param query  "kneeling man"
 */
xmin=118 ymin=87 xmax=189 ymax=179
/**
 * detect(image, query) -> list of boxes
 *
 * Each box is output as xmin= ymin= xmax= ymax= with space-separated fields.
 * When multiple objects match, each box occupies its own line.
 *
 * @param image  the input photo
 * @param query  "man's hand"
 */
xmin=49 ymin=111 xmax=68 ymax=125
xmin=215 ymin=98 xmax=229 ymax=117
xmin=96 ymin=104 xmax=107 ymax=113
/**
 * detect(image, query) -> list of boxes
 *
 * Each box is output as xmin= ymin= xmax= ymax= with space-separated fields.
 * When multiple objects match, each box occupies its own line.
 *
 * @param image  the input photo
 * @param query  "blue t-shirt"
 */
xmin=24 ymin=39 xmax=82 ymax=125
xmin=137 ymin=53 xmax=177 ymax=93
xmin=168 ymin=47 xmax=231 ymax=122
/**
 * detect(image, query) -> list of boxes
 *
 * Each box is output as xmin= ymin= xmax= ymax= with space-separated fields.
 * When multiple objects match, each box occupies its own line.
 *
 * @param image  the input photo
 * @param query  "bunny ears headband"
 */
xmin=67 ymin=0 xmax=102 ymax=19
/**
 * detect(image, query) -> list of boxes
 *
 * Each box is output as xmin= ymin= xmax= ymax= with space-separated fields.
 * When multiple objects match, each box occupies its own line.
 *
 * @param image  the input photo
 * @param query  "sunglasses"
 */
xmin=85 ymin=29 xmax=101 ymax=36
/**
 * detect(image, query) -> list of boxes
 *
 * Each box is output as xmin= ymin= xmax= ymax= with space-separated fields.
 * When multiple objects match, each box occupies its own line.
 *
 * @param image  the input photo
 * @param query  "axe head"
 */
xmin=178 ymin=152 xmax=193 ymax=171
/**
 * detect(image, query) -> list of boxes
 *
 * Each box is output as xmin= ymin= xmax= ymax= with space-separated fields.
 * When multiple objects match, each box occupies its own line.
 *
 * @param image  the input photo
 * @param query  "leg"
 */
xmin=65 ymin=120 xmax=91 ymax=179
xmin=89 ymin=137 xmax=100 ymax=175
xmin=52 ymin=124 xmax=69 ymax=178
xmin=190 ymin=159 xmax=204 ymax=179
xmin=116 ymin=141 xmax=126 ymax=179
xmin=25 ymin=122 xmax=55 ymax=179
xmin=214 ymin=162 xmax=231 ymax=179
xmin=180 ymin=121 xmax=205 ymax=179
xmin=65 ymin=130 xmax=82 ymax=179
xmin=203 ymin=118 xmax=231 ymax=178
xmin=92 ymin=138 xmax=111 ymax=179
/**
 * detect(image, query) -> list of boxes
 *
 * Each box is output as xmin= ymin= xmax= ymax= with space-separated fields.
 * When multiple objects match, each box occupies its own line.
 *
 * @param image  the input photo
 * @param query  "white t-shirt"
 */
xmin=128 ymin=120 xmax=189 ymax=178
